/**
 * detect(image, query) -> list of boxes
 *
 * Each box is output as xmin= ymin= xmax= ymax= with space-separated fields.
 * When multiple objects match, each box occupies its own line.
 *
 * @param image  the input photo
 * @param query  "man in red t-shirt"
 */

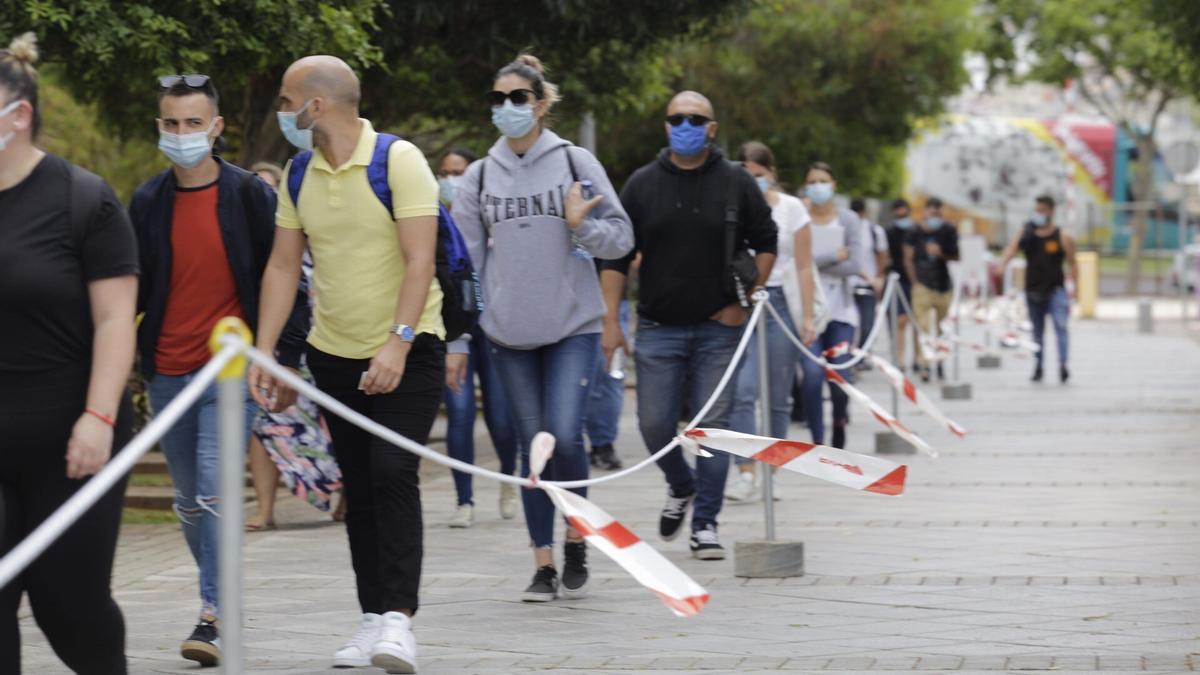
xmin=128 ymin=75 xmax=308 ymax=667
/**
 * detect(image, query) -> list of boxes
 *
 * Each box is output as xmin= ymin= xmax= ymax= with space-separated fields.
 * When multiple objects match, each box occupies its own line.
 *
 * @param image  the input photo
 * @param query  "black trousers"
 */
xmin=308 ymin=335 xmax=444 ymax=615
xmin=0 ymin=366 xmax=132 ymax=674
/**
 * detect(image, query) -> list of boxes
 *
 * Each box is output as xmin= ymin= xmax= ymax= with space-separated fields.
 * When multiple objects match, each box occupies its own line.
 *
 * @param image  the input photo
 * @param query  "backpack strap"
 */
xmin=286 ymin=150 xmax=313 ymax=212
xmin=369 ymin=133 xmax=401 ymax=216
xmin=69 ymin=164 xmax=104 ymax=246
xmin=477 ymin=157 xmax=490 ymax=231
xmin=724 ymin=162 xmax=741 ymax=266
xmin=563 ymin=145 xmax=580 ymax=183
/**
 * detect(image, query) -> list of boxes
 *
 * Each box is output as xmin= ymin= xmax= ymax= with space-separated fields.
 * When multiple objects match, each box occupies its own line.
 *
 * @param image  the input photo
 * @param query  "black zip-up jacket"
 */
xmin=129 ymin=157 xmax=309 ymax=378
xmin=603 ymin=147 xmax=777 ymax=325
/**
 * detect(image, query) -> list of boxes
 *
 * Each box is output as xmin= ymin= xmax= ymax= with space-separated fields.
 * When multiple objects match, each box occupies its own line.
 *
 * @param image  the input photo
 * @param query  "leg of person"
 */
xmin=932 ymin=289 xmax=953 ymax=381
xmin=246 ymin=434 xmax=278 ymax=530
xmin=800 ymin=329 xmax=828 ymax=445
xmin=765 ymin=288 xmax=801 ymax=440
xmin=824 ymin=321 xmax=858 ymax=449
xmin=583 ymin=346 xmax=623 ymax=470
xmin=308 ymin=348 xmax=386 ymax=668
xmin=366 ymin=336 xmax=444 ymax=674
xmin=910 ymin=283 xmax=935 ymax=378
xmin=443 ymin=340 xmax=478 ymax=527
xmin=1025 ymin=293 xmax=1049 ymax=381
xmin=854 ymin=289 xmax=876 ymax=351
xmin=686 ymin=319 xmax=741 ymax=560
xmin=632 ymin=320 xmax=695 ymax=542
xmin=1049 ymin=286 xmax=1070 ymax=382
xmin=724 ymin=333 xmax=760 ymax=502
xmin=487 ymin=339 xmax=560 ymax=601
xmin=539 ymin=334 xmax=599 ymax=598
xmin=474 ymin=331 xmax=519 ymax=519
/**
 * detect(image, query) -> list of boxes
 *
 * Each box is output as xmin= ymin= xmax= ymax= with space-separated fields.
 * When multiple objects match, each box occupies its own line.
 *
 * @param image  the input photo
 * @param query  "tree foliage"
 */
xmin=1144 ymin=0 xmax=1200 ymax=95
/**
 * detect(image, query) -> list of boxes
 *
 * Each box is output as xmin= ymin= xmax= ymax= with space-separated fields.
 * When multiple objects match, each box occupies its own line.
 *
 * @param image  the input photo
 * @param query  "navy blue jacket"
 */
xmin=129 ymin=157 xmax=308 ymax=378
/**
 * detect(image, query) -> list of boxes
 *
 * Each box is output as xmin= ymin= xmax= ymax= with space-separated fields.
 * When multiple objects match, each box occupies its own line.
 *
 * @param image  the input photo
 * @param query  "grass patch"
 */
xmin=122 ymin=507 xmax=177 ymax=525
xmin=128 ymin=473 xmax=173 ymax=488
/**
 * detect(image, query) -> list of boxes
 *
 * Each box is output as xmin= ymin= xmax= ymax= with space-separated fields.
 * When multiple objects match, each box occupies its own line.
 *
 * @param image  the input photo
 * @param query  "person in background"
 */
xmin=903 ymin=196 xmax=959 ymax=383
xmin=886 ymin=198 xmax=915 ymax=371
xmin=799 ymin=162 xmax=864 ymax=449
xmin=602 ymin=91 xmax=777 ymax=561
xmin=439 ymin=148 xmax=520 ymax=529
xmin=452 ymin=54 xmax=633 ymax=602
xmin=584 ymin=253 xmax=639 ymax=472
xmin=0 ymin=33 xmax=138 ymax=674
xmin=252 ymin=55 xmax=444 ymax=672
xmin=849 ymin=197 xmax=889 ymax=366
xmin=725 ymin=141 xmax=815 ymax=503
xmin=252 ymin=161 xmax=283 ymax=191
xmin=130 ymin=73 xmax=309 ymax=666
xmin=998 ymin=194 xmax=1075 ymax=383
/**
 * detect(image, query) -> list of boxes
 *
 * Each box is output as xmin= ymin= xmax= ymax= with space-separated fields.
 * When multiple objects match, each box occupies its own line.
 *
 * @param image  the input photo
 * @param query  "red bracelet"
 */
xmin=85 ymin=408 xmax=116 ymax=428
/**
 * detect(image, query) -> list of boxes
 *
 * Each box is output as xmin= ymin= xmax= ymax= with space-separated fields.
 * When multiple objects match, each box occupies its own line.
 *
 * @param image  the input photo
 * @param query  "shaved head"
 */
xmin=668 ymin=90 xmax=715 ymax=118
xmin=283 ymin=55 xmax=361 ymax=108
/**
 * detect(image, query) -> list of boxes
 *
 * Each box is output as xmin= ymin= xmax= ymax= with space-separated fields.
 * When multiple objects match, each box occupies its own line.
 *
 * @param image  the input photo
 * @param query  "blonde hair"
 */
xmin=0 ymin=32 xmax=40 ymax=136
xmin=496 ymin=53 xmax=561 ymax=110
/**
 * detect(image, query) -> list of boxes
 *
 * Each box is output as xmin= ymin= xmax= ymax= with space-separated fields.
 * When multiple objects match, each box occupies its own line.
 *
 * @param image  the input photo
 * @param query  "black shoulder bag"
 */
xmin=723 ymin=165 xmax=759 ymax=307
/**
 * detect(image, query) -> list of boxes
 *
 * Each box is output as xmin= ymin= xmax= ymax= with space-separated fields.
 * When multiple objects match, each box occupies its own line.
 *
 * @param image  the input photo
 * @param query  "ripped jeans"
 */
xmin=148 ymin=372 xmax=256 ymax=617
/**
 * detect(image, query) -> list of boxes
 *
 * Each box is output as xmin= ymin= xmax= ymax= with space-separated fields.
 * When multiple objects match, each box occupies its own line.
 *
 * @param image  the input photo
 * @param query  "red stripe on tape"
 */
xmin=684 ymin=429 xmax=708 ymax=438
xmin=871 ymin=410 xmax=892 ymax=427
xmin=566 ymin=516 xmax=640 ymax=549
xmin=825 ymin=368 xmax=847 ymax=385
xmin=654 ymin=591 xmax=710 ymax=617
xmin=752 ymin=441 xmax=815 ymax=467
xmin=862 ymin=465 xmax=907 ymax=496
xmin=902 ymin=378 xmax=917 ymax=403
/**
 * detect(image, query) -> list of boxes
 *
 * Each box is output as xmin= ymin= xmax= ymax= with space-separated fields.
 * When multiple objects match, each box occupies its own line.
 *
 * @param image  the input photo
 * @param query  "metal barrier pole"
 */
xmin=756 ymin=300 xmax=775 ymax=540
xmin=889 ymin=285 xmax=900 ymax=417
xmin=210 ymin=318 xmax=252 ymax=675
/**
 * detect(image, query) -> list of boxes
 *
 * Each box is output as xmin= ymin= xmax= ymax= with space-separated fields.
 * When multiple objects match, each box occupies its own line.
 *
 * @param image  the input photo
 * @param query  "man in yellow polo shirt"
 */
xmin=251 ymin=55 xmax=441 ymax=674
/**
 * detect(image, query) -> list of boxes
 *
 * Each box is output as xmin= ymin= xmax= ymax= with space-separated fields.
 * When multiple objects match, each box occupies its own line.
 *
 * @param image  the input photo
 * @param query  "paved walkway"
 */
xmin=19 ymin=311 xmax=1200 ymax=674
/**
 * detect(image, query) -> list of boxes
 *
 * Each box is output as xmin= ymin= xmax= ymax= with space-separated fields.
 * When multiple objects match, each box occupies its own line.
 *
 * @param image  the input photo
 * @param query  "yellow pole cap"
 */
xmin=209 ymin=316 xmax=253 ymax=380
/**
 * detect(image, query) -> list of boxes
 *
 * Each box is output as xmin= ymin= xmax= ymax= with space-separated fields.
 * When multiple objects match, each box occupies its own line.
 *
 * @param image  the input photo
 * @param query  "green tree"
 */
xmin=1145 ymin=0 xmax=1200 ymax=94
xmin=978 ymin=0 xmax=1196 ymax=292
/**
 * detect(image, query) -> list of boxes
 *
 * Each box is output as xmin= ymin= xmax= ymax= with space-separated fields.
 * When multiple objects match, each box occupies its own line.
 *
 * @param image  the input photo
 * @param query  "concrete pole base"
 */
xmin=1137 ymin=298 xmax=1154 ymax=334
xmin=977 ymin=354 xmax=1002 ymax=369
xmin=941 ymin=382 xmax=973 ymax=400
xmin=875 ymin=432 xmax=916 ymax=455
xmin=734 ymin=539 xmax=805 ymax=578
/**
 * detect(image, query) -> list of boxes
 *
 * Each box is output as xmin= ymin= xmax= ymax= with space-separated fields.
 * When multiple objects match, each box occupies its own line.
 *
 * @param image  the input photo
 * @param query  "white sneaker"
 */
xmin=499 ymin=483 xmax=519 ymax=520
xmin=332 ymin=613 xmax=382 ymax=668
xmin=725 ymin=471 xmax=759 ymax=503
xmin=370 ymin=611 xmax=418 ymax=674
xmin=448 ymin=503 xmax=474 ymax=529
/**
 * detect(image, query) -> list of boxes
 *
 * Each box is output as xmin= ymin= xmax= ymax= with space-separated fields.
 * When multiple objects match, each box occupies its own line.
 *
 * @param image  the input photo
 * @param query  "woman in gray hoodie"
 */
xmin=451 ymin=55 xmax=633 ymax=603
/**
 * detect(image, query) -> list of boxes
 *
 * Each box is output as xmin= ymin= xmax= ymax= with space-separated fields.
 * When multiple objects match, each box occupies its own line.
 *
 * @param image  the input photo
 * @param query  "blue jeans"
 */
xmin=444 ymin=325 xmax=518 ymax=506
xmin=489 ymin=333 xmax=598 ymax=548
xmin=854 ymin=287 xmax=877 ymax=349
xmin=1027 ymin=286 xmax=1069 ymax=368
xmin=634 ymin=317 xmax=742 ymax=531
xmin=585 ymin=300 xmax=630 ymax=447
xmin=147 ymin=372 xmax=255 ymax=617
xmin=729 ymin=288 xmax=800 ymax=465
xmin=799 ymin=320 xmax=857 ymax=445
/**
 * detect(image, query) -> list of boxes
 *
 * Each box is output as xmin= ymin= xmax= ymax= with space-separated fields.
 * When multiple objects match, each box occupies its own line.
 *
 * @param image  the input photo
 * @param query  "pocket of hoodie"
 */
xmin=486 ymin=219 xmax=580 ymax=344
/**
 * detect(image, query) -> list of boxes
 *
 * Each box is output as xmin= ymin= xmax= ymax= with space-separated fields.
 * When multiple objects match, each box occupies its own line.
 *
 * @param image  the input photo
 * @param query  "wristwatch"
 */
xmin=390 ymin=324 xmax=415 ymax=342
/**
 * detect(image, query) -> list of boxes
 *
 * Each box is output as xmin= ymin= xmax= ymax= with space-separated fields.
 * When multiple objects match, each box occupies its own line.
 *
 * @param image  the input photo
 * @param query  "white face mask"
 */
xmin=0 ymin=100 xmax=22 ymax=153
xmin=158 ymin=118 xmax=217 ymax=169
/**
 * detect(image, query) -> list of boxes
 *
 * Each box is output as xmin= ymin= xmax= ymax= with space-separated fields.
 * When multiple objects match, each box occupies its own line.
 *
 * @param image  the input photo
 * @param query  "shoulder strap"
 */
xmin=563 ymin=145 xmax=580 ymax=183
xmin=69 ymin=164 xmax=104 ymax=245
xmin=286 ymin=150 xmax=313 ymax=210
xmin=369 ymin=133 xmax=401 ymax=216
xmin=477 ymin=157 xmax=490 ymax=230
xmin=724 ymin=162 xmax=741 ymax=264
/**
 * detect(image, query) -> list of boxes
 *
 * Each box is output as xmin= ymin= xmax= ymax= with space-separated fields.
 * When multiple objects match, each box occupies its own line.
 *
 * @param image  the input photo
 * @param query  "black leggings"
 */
xmin=0 ymin=367 xmax=132 ymax=674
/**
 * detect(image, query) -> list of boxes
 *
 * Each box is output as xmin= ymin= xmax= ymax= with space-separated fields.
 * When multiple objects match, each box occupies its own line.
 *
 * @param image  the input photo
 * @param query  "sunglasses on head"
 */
xmin=666 ymin=113 xmax=712 ymax=127
xmin=487 ymin=89 xmax=538 ymax=108
xmin=158 ymin=74 xmax=212 ymax=90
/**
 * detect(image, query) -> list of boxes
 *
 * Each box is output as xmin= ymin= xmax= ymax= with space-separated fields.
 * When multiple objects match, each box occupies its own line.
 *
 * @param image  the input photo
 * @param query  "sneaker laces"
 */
xmin=694 ymin=527 xmax=720 ymax=545
xmin=662 ymin=494 xmax=691 ymax=518
xmin=564 ymin=541 xmax=587 ymax=572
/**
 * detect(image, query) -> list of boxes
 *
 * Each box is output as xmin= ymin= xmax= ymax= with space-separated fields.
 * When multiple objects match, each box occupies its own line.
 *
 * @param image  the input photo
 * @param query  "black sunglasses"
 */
xmin=666 ymin=113 xmax=712 ymax=127
xmin=487 ymin=89 xmax=538 ymax=108
xmin=158 ymin=74 xmax=212 ymax=90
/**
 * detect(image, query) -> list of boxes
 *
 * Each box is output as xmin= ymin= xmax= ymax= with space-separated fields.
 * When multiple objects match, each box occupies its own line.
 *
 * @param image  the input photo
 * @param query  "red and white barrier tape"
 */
xmin=834 ymin=344 xmax=967 ymax=438
xmin=823 ymin=367 xmax=938 ymax=458
xmin=682 ymin=429 xmax=906 ymax=496
xmin=529 ymin=434 xmax=710 ymax=617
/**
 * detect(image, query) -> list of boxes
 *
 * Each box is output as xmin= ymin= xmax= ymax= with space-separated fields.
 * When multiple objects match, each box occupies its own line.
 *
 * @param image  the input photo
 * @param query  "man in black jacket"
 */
xmin=128 ymin=75 xmax=308 ymax=666
xmin=601 ymin=91 xmax=776 ymax=561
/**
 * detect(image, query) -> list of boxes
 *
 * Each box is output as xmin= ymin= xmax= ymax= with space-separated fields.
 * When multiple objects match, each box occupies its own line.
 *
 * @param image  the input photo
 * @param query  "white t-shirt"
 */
xmin=854 ymin=220 xmax=888 ymax=285
xmin=766 ymin=193 xmax=811 ymax=288
xmin=810 ymin=213 xmax=861 ymax=327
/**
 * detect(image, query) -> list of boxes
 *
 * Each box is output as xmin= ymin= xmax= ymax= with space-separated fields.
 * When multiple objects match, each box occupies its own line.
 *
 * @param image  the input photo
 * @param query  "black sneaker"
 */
xmin=919 ymin=366 xmax=931 ymax=383
xmin=522 ymin=565 xmax=559 ymax=602
xmin=561 ymin=541 xmax=589 ymax=599
xmin=659 ymin=489 xmax=694 ymax=541
xmin=181 ymin=617 xmax=221 ymax=666
xmin=831 ymin=426 xmax=846 ymax=449
xmin=689 ymin=524 xmax=726 ymax=560
xmin=1032 ymin=366 xmax=1044 ymax=382
xmin=1059 ymin=365 xmax=1069 ymax=383
xmin=591 ymin=444 xmax=623 ymax=471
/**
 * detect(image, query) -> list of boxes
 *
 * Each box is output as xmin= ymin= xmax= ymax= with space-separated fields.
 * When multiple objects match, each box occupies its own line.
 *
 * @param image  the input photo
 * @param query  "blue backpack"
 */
xmin=287 ymin=133 xmax=482 ymax=341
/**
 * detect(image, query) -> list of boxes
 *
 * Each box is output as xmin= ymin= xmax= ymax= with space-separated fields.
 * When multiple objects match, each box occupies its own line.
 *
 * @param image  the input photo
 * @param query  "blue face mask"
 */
xmin=1031 ymin=213 xmax=1047 ymax=226
xmin=438 ymin=175 xmax=462 ymax=205
xmin=158 ymin=118 xmax=216 ymax=169
xmin=277 ymin=100 xmax=315 ymax=151
xmin=894 ymin=216 xmax=913 ymax=230
xmin=668 ymin=119 xmax=709 ymax=157
xmin=492 ymin=100 xmax=536 ymax=139
xmin=926 ymin=216 xmax=943 ymax=227
xmin=755 ymin=176 xmax=770 ymax=194
xmin=807 ymin=182 xmax=834 ymax=205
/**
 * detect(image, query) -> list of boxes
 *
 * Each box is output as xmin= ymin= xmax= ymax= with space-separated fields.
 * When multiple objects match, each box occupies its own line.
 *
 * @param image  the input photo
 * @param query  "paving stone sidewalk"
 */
xmin=19 ymin=313 xmax=1200 ymax=674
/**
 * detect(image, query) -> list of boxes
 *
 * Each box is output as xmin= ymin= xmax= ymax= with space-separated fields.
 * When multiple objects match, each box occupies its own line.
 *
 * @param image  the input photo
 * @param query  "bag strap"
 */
xmin=724 ymin=162 xmax=741 ymax=266
xmin=563 ymin=145 xmax=580 ymax=183
xmin=69 ymin=164 xmax=104 ymax=246
xmin=369 ymin=133 xmax=401 ymax=216
xmin=286 ymin=150 xmax=313 ymax=213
